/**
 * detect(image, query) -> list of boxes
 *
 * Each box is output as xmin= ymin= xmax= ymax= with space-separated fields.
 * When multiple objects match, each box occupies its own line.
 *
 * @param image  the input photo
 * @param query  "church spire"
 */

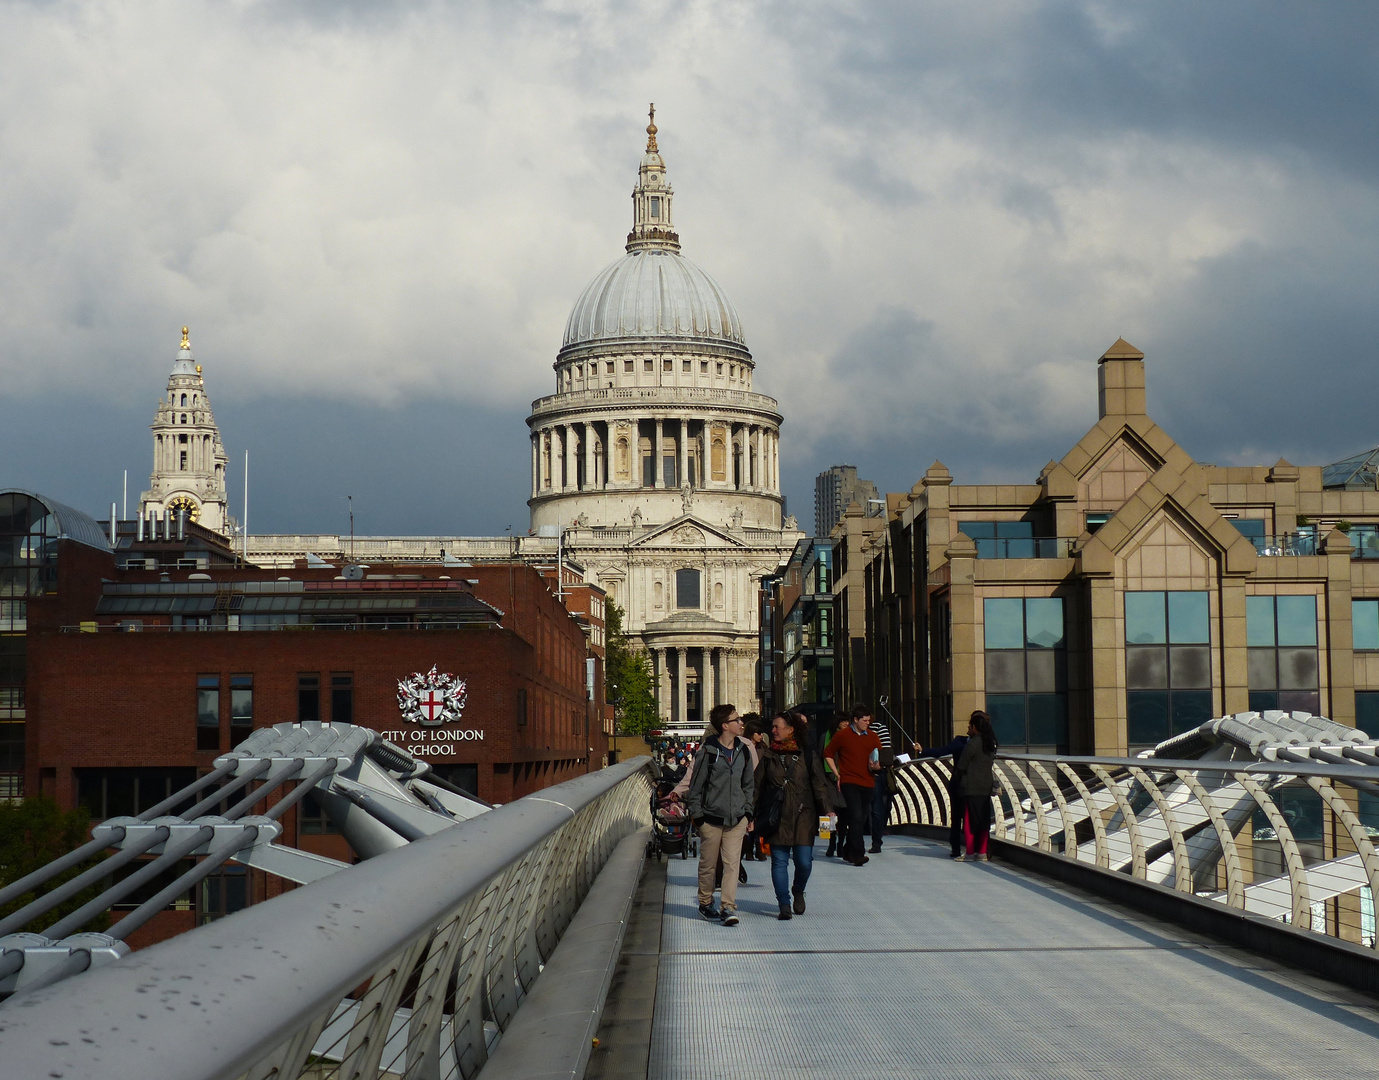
xmin=626 ymin=103 xmax=680 ymax=254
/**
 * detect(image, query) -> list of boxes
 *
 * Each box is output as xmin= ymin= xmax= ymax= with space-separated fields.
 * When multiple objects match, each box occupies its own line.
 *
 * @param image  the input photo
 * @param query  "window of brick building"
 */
xmin=1246 ymin=595 xmax=1319 ymax=715
xmin=76 ymin=767 xmax=197 ymax=819
xmin=1126 ymin=591 xmax=1212 ymax=745
xmin=983 ymin=597 xmax=1067 ymax=751
xmin=298 ymin=674 xmax=320 ymax=724
xmin=196 ymin=674 xmax=220 ymax=751
xmin=230 ymin=675 xmax=253 ymax=746
xmin=200 ymin=866 xmax=249 ymax=924
xmin=331 ymin=673 xmax=353 ymax=724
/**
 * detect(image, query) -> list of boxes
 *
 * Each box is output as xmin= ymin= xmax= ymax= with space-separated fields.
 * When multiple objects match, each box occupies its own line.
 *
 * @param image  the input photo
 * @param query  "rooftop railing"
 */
xmin=972 ymin=537 xmax=1070 ymax=559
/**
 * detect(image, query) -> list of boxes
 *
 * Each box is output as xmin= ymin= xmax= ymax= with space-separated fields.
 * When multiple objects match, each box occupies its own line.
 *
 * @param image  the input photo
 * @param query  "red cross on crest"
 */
xmin=420 ymin=690 xmax=446 ymax=722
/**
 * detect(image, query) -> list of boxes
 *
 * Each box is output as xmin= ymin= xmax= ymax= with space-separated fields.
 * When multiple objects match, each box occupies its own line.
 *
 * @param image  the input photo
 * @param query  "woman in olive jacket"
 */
xmin=754 ymin=712 xmax=837 ymax=920
xmin=954 ymin=710 xmax=1000 ymax=862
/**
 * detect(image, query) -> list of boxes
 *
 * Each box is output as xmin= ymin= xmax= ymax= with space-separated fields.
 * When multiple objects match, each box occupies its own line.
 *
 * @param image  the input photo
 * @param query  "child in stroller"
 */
xmin=649 ymin=778 xmax=697 ymax=860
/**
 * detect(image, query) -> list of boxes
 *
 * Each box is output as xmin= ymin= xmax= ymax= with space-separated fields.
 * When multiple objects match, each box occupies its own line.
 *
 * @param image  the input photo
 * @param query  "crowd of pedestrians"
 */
xmin=662 ymin=701 xmax=1000 ymax=925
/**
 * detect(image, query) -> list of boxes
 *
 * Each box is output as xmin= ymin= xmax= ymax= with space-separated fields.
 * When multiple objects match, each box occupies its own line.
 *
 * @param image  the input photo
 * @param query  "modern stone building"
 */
xmin=140 ymin=328 xmax=233 ymax=535
xmin=525 ymin=110 xmax=802 ymax=725
xmin=815 ymin=464 xmax=879 ymax=537
xmin=856 ymin=338 xmax=1379 ymax=755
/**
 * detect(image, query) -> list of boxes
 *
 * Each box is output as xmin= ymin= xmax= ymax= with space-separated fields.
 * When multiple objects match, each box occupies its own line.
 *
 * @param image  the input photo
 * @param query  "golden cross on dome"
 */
xmin=646 ymin=102 xmax=658 ymax=152
xmin=180 ymin=326 xmax=190 ymax=350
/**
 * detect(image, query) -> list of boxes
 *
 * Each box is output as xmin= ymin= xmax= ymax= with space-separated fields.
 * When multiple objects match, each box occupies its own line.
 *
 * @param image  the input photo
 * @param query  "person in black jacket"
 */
xmin=914 ymin=731 xmax=970 ymax=859
xmin=954 ymin=711 xmax=999 ymax=862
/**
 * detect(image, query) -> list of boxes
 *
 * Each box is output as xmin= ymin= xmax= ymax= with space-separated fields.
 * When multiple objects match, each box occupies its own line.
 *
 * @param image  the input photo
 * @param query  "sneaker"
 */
xmin=976 ymin=853 xmax=990 ymax=862
xmin=698 ymin=903 xmax=720 ymax=920
xmin=954 ymin=855 xmax=967 ymax=862
xmin=792 ymin=892 xmax=806 ymax=915
xmin=720 ymin=909 xmax=740 ymax=926
xmin=869 ymin=844 xmax=882 ymax=854
xmin=777 ymin=904 xmax=793 ymax=921
xmin=949 ymin=851 xmax=962 ymax=859
xmin=738 ymin=865 xmax=748 ymax=884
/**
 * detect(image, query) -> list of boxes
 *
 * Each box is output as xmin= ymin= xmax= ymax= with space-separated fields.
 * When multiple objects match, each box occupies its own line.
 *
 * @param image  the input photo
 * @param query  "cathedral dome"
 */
xmin=561 ymin=248 xmax=746 ymax=351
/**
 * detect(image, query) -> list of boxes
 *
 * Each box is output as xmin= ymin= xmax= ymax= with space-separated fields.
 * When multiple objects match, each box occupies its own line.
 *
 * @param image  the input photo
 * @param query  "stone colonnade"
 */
xmin=648 ymin=645 xmax=757 ymax=727
xmin=531 ymin=418 xmax=780 ymax=497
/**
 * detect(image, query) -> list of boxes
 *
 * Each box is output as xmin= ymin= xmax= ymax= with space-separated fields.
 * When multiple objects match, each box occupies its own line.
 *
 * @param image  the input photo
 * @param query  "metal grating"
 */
xmin=650 ymin=836 xmax=1379 ymax=1079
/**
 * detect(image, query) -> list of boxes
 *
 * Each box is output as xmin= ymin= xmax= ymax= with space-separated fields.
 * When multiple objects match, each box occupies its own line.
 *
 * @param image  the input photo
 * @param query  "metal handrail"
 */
xmin=0 ymin=757 xmax=654 ymax=1080
xmin=892 ymin=750 xmax=1379 ymax=948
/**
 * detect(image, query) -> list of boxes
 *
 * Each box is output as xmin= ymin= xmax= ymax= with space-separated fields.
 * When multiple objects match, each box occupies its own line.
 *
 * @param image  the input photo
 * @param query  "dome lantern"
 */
xmin=626 ymin=102 xmax=680 ymax=254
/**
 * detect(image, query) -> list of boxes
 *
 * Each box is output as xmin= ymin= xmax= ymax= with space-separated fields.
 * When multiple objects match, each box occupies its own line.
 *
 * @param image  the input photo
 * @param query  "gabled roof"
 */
xmin=1322 ymin=446 xmax=1379 ymax=490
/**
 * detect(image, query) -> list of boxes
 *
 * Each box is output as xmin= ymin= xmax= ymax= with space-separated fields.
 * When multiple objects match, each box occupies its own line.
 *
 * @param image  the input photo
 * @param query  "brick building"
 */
xmin=3 ymin=488 xmax=609 ymax=941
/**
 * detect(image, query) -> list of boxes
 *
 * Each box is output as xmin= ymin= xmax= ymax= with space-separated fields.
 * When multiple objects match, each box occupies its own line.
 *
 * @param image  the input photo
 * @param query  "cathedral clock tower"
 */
xmin=140 ymin=327 xmax=232 ymax=535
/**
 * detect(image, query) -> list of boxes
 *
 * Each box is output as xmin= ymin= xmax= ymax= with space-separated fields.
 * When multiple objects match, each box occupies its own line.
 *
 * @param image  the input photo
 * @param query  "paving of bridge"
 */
xmin=624 ymin=834 xmax=1379 ymax=1080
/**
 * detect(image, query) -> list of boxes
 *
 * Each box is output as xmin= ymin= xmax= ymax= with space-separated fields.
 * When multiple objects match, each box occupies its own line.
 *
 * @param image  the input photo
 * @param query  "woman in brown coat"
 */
xmin=754 ymin=712 xmax=837 ymax=920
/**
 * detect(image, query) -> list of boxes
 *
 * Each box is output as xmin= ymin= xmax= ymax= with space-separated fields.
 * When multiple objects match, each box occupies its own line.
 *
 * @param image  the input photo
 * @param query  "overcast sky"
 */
xmin=2 ymin=1 xmax=1377 ymax=536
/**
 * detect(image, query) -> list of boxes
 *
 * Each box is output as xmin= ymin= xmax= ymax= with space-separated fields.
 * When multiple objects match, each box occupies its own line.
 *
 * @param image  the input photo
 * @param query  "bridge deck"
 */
xmin=647 ymin=835 xmax=1379 ymax=1079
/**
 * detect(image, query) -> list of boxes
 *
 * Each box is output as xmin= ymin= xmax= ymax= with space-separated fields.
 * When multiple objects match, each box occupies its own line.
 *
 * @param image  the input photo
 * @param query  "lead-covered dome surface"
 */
xmin=562 ymin=249 xmax=746 ymax=350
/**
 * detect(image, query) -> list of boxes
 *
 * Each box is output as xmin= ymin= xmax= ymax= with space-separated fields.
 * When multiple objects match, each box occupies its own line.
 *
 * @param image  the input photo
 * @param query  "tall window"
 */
xmin=676 ymin=568 xmax=701 ymax=609
xmin=229 ymin=675 xmax=253 ymax=746
xmin=196 ymin=674 xmax=220 ymax=751
xmin=298 ymin=674 xmax=320 ymax=724
xmin=983 ymin=597 xmax=1067 ymax=751
xmin=1247 ymin=595 xmax=1319 ymax=714
xmin=1354 ymin=600 xmax=1379 ymax=652
xmin=1126 ymin=591 xmax=1212 ymax=745
xmin=331 ymin=673 xmax=354 ymax=724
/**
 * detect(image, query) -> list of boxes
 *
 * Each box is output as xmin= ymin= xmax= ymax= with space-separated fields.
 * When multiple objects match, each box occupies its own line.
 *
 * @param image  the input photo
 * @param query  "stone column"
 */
xmin=753 ymin=426 xmax=763 ymax=491
xmin=679 ymin=418 xmax=689 ymax=491
xmin=652 ymin=648 xmax=667 ymax=720
xmin=550 ymin=427 xmax=562 ymax=492
xmin=531 ymin=434 xmax=539 ymax=497
xmin=676 ymin=646 xmax=688 ymax=725
xmin=654 ymin=419 xmax=665 ymax=488
xmin=584 ymin=420 xmax=596 ymax=493
xmin=703 ymin=647 xmax=715 ymax=711
xmin=565 ymin=424 xmax=578 ymax=493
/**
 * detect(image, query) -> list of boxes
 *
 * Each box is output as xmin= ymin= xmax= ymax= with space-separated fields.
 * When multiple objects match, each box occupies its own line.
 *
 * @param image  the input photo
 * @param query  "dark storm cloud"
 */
xmin=0 ymin=1 xmax=1376 ymax=532
xmin=804 ymin=2 xmax=1379 ymax=182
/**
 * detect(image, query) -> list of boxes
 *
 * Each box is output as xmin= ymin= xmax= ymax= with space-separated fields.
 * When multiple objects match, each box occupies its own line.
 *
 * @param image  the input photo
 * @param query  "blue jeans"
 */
xmin=770 ymin=843 xmax=815 ymax=906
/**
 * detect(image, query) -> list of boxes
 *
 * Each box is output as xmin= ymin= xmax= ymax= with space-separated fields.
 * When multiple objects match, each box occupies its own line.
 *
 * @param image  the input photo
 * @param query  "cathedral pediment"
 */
xmin=627 ymin=516 xmax=745 ymax=550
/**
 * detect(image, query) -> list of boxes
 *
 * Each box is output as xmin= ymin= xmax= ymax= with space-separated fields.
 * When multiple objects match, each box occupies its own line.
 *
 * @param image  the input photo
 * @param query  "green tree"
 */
xmin=0 ymin=796 xmax=109 ymax=933
xmin=605 ymin=601 xmax=659 ymax=736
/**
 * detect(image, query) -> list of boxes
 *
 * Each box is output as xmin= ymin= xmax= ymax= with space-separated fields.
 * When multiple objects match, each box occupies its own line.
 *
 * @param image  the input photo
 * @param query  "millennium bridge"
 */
xmin=4 ymin=712 xmax=1379 ymax=1079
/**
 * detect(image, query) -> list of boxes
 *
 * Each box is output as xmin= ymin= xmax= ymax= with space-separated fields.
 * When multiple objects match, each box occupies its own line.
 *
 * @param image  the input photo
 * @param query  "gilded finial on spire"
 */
xmin=646 ymin=102 xmax=658 ymax=152
xmin=180 ymin=326 xmax=191 ymax=350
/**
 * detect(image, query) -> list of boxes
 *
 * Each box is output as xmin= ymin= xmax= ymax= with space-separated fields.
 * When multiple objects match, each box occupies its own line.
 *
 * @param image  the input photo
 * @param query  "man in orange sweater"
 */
xmin=823 ymin=704 xmax=883 ymax=866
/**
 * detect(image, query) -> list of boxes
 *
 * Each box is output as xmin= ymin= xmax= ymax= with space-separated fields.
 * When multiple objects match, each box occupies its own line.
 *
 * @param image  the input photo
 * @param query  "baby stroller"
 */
xmin=648 ymin=780 xmax=697 ymax=860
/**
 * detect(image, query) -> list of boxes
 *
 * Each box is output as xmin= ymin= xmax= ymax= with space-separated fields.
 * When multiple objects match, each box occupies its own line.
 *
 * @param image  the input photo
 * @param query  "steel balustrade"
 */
xmin=892 ymin=742 xmax=1379 ymax=947
xmin=0 ymin=757 xmax=654 ymax=1080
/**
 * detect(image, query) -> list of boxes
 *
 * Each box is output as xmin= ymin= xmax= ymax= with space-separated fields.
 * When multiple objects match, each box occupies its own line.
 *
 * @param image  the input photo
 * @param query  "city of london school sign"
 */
xmin=382 ymin=666 xmax=484 ymax=757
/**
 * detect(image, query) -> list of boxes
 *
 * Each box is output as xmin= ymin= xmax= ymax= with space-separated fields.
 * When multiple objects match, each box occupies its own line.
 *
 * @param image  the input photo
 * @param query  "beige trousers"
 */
xmin=696 ymin=818 xmax=749 ymax=911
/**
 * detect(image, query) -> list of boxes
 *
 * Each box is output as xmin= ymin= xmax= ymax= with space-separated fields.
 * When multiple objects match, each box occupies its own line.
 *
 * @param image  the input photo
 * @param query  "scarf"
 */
xmin=770 ymin=733 xmax=800 ymax=753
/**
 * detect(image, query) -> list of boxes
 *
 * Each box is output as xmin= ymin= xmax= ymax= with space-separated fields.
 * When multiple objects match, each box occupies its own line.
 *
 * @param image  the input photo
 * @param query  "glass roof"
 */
xmin=1321 ymin=446 xmax=1379 ymax=490
xmin=0 ymin=488 xmax=111 ymax=552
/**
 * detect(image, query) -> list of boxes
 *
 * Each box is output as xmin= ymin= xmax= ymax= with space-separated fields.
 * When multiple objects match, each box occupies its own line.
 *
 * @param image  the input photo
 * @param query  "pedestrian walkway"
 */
xmin=649 ymin=835 xmax=1379 ymax=1079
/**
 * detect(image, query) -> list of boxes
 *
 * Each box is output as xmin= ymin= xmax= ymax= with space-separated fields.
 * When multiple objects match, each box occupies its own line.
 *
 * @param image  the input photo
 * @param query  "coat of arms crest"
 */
xmin=397 ymin=665 xmax=468 ymax=727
